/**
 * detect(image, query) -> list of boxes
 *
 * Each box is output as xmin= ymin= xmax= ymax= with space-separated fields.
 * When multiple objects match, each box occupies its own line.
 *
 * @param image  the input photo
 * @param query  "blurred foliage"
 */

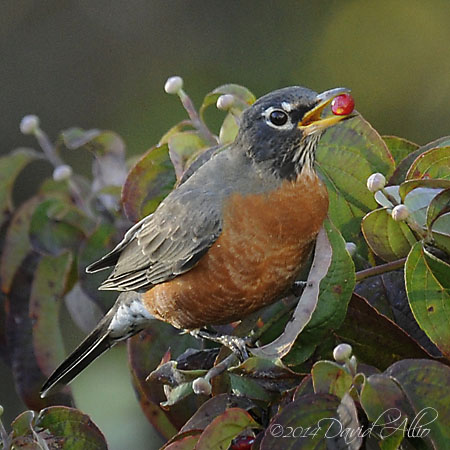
xmin=0 ymin=78 xmax=449 ymax=449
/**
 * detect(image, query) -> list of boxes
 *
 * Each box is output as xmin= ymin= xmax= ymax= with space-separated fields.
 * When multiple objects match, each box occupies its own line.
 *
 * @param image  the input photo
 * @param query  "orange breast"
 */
xmin=142 ymin=173 xmax=328 ymax=329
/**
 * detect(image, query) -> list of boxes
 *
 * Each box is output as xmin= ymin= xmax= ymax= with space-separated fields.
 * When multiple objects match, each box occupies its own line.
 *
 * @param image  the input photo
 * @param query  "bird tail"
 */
xmin=40 ymin=314 xmax=115 ymax=398
xmin=40 ymin=292 xmax=153 ymax=398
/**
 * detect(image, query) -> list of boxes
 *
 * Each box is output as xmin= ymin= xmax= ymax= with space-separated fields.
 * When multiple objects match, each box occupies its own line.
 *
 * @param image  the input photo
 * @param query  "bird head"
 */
xmin=237 ymin=86 xmax=354 ymax=179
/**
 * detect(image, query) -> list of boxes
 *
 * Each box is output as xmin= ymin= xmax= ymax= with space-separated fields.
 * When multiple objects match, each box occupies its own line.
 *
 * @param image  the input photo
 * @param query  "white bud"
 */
xmin=333 ymin=343 xmax=352 ymax=363
xmin=391 ymin=204 xmax=410 ymax=221
xmin=192 ymin=377 xmax=212 ymax=395
xmin=367 ymin=173 xmax=386 ymax=193
xmin=164 ymin=76 xmax=184 ymax=94
xmin=216 ymin=94 xmax=235 ymax=111
xmin=20 ymin=115 xmax=40 ymax=135
xmin=53 ymin=164 xmax=73 ymax=181
xmin=345 ymin=242 xmax=357 ymax=256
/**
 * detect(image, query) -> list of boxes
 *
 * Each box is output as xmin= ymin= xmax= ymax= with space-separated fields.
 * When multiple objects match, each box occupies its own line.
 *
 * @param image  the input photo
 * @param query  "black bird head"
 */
xmin=237 ymin=86 xmax=354 ymax=179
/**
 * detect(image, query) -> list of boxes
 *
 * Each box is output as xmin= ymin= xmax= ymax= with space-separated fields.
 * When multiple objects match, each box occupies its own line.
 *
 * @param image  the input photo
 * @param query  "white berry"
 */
xmin=216 ymin=94 xmax=235 ymax=110
xmin=53 ymin=165 xmax=73 ymax=181
xmin=20 ymin=115 xmax=40 ymax=135
xmin=367 ymin=173 xmax=386 ymax=192
xmin=164 ymin=76 xmax=184 ymax=94
xmin=333 ymin=343 xmax=352 ymax=362
xmin=345 ymin=242 xmax=357 ymax=256
xmin=391 ymin=204 xmax=410 ymax=221
xmin=192 ymin=377 xmax=212 ymax=395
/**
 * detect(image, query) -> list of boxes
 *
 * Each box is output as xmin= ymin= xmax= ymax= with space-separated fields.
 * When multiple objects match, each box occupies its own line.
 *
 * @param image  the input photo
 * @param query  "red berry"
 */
xmin=331 ymin=93 xmax=355 ymax=115
xmin=231 ymin=435 xmax=256 ymax=450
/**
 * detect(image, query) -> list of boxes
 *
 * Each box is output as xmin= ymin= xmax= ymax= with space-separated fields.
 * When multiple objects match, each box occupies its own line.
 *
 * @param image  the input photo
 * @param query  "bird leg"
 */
xmin=189 ymin=328 xmax=250 ymax=361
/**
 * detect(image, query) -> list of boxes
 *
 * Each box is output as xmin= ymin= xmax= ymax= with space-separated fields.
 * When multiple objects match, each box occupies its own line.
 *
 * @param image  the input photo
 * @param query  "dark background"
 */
xmin=1 ymin=1 xmax=450 ymax=449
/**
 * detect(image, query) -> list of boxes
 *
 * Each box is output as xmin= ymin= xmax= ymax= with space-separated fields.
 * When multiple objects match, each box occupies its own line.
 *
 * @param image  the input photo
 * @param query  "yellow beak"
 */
xmin=298 ymin=88 xmax=354 ymax=135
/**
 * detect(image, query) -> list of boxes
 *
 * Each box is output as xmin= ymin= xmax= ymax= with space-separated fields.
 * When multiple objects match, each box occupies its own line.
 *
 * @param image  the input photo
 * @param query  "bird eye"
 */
xmin=269 ymin=110 xmax=288 ymax=126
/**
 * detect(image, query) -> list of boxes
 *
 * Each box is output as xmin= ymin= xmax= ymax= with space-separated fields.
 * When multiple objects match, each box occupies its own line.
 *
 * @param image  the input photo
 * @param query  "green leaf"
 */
xmin=164 ymin=434 xmax=200 ymax=450
xmin=311 ymin=361 xmax=353 ymax=399
xmin=0 ymin=197 xmax=39 ymax=293
xmin=77 ymin=223 xmax=117 ymax=309
xmin=195 ymin=408 xmax=260 ymax=450
xmin=122 ymin=144 xmax=176 ymax=222
xmin=431 ymin=213 xmax=450 ymax=254
xmin=427 ymin=188 xmax=450 ymax=229
xmin=6 ymin=253 xmax=73 ymax=410
xmin=361 ymin=208 xmax=416 ymax=261
xmin=359 ymin=373 xmax=410 ymax=447
xmin=283 ymin=219 xmax=355 ymax=365
xmin=260 ymin=393 xmax=342 ymax=449
xmin=168 ymin=131 xmax=210 ymax=179
xmin=336 ymin=294 xmax=433 ymax=370
xmin=218 ymin=112 xmax=240 ymax=144
xmin=404 ymin=187 xmax=444 ymax=229
xmin=200 ymin=84 xmax=256 ymax=119
xmin=383 ymin=135 xmax=419 ymax=165
xmin=0 ymin=148 xmax=40 ymax=227
xmin=386 ymin=359 xmax=450 ymax=449
xmin=399 ymin=179 xmax=450 ymax=201
xmin=30 ymin=252 xmax=73 ymax=378
xmin=390 ymin=136 xmax=450 ymax=184
xmin=34 ymin=406 xmax=108 ymax=449
xmin=29 ymin=198 xmax=90 ymax=255
xmin=406 ymin=146 xmax=450 ymax=180
xmin=316 ymin=115 xmax=395 ymax=245
xmin=405 ymin=242 xmax=450 ymax=358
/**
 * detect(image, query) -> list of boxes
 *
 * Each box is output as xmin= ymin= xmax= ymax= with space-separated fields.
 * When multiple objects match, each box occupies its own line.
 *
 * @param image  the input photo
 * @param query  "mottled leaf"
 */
xmin=200 ymin=84 xmax=256 ymax=119
xmin=386 ymin=359 xmax=450 ymax=449
xmin=399 ymin=179 xmax=450 ymax=201
xmin=383 ymin=135 xmax=419 ymax=165
xmin=29 ymin=198 xmax=91 ymax=255
xmin=336 ymin=294 xmax=434 ymax=369
xmin=0 ymin=148 xmax=40 ymax=227
xmin=180 ymin=394 xmax=254 ymax=433
xmin=406 ymin=146 xmax=450 ymax=181
xmin=427 ymin=188 xmax=450 ymax=229
xmin=311 ymin=361 xmax=353 ymax=399
xmin=260 ymin=393 xmax=342 ymax=449
xmin=78 ymin=223 xmax=117 ymax=309
xmin=164 ymin=433 xmax=200 ymax=450
xmin=431 ymin=213 xmax=450 ymax=254
xmin=30 ymin=252 xmax=73 ymax=377
xmin=0 ymin=197 xmax=39 ymax=293
xmin=390 ymin=136 xmax=450 ymax=184
xmin=122 ymin=144 xmax=176 ymax=222
xmin=404 ymin=187 xmax=444 ymax=229
xmin=316 ymin=114 xmax=395 ymax=244
xmin=34 ymin=406 xmax=108 ymax=449
xmin=168 ymin=131 xmax=210 ymax=179
xmin=6 ymin=253 xmax=73 ymax=409
xmin=405 ymin=242 xmax=450 ymax=358
xmin=195 ymin=408 xmax=260 ymax=450
xmin=361 ymin=208 xmax=416 ymax=261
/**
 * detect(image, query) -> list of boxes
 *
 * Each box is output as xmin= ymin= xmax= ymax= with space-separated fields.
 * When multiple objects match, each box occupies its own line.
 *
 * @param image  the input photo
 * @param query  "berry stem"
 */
xmin=178 ymin=90 xmax=217 ymax=145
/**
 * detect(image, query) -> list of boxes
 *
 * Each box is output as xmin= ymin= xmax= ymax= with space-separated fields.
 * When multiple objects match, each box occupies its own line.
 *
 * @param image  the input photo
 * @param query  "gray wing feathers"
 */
xmin=95 ymin=190 xmax=222 ymax=291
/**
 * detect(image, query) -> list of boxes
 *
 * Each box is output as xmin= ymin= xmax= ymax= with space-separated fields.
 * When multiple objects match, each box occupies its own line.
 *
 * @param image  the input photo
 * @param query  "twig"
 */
xmin=178 ymin=90 xmax=217 ymax=145
xmin=355 ymin=258 xmax=407 ymax=282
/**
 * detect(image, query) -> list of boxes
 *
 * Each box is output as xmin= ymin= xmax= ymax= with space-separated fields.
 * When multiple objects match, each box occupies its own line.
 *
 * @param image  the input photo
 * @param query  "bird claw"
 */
xmin=189 ymin=329 xmax=250 ymax=362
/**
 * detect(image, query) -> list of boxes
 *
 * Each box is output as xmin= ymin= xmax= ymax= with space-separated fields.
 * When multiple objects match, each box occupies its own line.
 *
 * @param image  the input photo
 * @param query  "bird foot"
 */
xmin=190 ymin=328 xmax=250 ymax=362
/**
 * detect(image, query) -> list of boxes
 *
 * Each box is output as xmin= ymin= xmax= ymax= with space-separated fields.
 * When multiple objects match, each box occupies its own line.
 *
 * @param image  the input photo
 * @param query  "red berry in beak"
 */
xmin=331 ymin=93 xmax=355 ymax=115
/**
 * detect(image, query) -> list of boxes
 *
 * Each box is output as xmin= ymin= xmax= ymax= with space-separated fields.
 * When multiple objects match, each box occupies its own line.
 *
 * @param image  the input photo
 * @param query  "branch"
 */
xmin=355 ymin=258 xmax=406 ymax=282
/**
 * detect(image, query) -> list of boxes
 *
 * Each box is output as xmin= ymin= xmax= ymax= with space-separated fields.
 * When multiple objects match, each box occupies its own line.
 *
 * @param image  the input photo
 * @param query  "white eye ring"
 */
xmin=262 ymin=107 xmax=294 ymax=130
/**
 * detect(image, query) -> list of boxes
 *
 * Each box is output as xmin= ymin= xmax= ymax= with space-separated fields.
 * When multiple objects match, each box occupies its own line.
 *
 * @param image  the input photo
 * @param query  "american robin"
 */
xmin=41 ymin=86 xmax=353 ymax=397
